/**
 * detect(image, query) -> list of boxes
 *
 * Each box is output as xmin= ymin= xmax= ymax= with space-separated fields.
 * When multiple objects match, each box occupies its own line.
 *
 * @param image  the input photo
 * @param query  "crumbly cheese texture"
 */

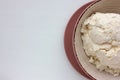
xmin=81 ymin=12 xmax=120 ymax=76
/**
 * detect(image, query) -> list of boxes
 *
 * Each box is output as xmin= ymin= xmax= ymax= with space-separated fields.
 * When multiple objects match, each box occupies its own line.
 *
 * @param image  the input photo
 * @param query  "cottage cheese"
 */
xmin=81 ymin=12 xmax=120 ymax=76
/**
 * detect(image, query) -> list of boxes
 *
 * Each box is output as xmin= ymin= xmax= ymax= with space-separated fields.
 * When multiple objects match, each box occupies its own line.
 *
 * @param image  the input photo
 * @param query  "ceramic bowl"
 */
xmin=65 ymin=0 xmax=120 ymax=80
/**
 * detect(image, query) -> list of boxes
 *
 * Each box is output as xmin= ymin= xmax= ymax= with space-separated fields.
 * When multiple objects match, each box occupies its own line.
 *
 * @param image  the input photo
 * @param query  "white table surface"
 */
xmin=0 ymin=0 xmax=92 ymax=80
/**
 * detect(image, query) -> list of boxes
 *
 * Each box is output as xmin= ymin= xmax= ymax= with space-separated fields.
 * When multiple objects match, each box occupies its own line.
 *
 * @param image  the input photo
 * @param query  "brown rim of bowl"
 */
xmin=64 ymin=0 xmax=102 ymax=80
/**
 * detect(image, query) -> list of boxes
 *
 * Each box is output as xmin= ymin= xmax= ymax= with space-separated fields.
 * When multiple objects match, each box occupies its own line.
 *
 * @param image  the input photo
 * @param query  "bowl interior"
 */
xmin=74 ymin=0 xmax=120 ymax=80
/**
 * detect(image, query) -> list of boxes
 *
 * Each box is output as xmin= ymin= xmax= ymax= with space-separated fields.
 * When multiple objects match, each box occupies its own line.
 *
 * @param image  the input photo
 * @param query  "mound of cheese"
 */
xmin=81 ymin=12 xmax=120 ymax=76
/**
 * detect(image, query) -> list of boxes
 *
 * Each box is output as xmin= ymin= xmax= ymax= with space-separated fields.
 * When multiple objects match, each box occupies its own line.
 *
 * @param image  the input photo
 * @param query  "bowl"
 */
xmin=64 ymin=0 xmax=120 ymax=80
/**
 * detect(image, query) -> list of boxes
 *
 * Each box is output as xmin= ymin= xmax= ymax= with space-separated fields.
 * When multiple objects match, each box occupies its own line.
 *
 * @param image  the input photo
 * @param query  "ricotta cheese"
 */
xmin=81 ymin=12 xmax=120 ymax=76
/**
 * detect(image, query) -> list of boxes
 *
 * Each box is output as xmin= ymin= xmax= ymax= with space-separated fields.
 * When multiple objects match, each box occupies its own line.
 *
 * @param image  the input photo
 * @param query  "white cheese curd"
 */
xmin=81 ymin=12 xmax=120 ymax=76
